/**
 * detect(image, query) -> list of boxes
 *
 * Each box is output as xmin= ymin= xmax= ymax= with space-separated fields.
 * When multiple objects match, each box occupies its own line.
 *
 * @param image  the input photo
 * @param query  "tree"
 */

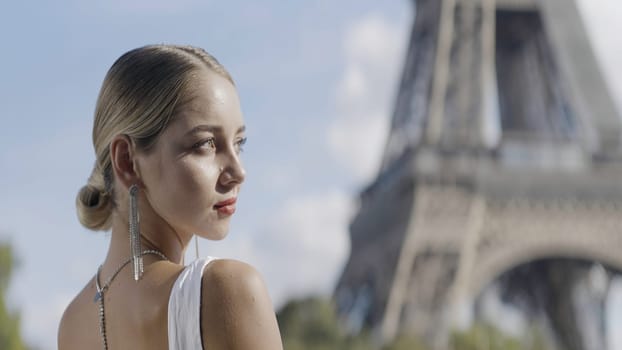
xmin=450 ymin=323 xmax=550 ymax=350
xmin=382 ymin=334 xmax=428 ymax=350
xmin=277 ymin=296 xmax=550 ymax=350
xmin=0 ymin=242 xmax=28 ymax=350
xmin=277 ymin=297 xmax=430 ymax=350
xmin=277 ymin=297 xmax=375 ymax=350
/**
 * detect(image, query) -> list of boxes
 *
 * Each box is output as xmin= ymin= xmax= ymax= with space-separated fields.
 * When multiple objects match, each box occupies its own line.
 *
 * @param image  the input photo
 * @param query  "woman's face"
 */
xmin=137 ymin=69 xmax=246 ymax=241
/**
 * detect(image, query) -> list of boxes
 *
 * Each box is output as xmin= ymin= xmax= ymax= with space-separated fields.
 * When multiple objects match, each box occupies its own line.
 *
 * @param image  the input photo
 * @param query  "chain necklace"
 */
xmin=94 ymin=250 xmax=168 ymax=350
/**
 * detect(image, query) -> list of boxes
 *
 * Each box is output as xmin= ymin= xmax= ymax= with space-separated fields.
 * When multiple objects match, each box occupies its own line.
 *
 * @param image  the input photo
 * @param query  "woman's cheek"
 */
xmin=176 ymin=160 xmax=220 ymax=200
xmin=196 ymin=156 xmax=220 ymax=177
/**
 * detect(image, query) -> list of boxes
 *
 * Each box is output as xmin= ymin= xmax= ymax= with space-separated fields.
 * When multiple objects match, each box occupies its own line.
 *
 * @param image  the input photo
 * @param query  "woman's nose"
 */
xmin=219 ymin=156 xmax=246 ymax=186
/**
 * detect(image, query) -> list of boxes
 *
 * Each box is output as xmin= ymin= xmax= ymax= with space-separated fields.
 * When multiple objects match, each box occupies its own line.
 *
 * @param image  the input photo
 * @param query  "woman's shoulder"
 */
xmin=200 ymin=259 xmax=270 ymax=315
xmin=201 ymin=259 xmax=272 ymax=313
xmin=200 ymin=259 xmax=283 ymax=349
xmin=202 ymin=258 xmax=262 ymax=289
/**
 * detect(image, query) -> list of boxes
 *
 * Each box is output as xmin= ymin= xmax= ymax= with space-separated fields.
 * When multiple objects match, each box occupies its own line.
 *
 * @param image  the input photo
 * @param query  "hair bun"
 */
xmin=76 ymin=184 xmax=112 ymax=231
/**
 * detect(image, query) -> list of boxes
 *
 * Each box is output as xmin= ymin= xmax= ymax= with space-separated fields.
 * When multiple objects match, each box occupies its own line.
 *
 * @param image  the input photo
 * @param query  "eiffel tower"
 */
xmin=334 ymin=0 xmax=622 ymax=349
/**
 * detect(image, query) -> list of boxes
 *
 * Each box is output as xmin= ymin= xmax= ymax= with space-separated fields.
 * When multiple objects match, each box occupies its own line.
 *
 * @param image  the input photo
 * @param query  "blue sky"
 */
xmin=0 ymin=1 xmax=621 ymax=349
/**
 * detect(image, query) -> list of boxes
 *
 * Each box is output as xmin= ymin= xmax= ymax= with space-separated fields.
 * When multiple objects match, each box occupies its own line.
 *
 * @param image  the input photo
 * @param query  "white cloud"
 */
xmin=253 ymin=162 xmax=299 ymax=193
xmin=255 ymin=190 xmax=355 ymax=307
xmin=339 ymin=65 xmax=368 ymax=103
xmin=328 ymin=14 xmax=409 ymax=185
xmin=343 ymin=15 xmax=405 ymax=69
xmin=328 ymin=112 xmax=388 ymax=182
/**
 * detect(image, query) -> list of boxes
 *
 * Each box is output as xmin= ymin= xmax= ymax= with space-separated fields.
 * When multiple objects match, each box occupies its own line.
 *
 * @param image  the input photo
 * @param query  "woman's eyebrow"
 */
xmin=186 ymin=124 xmax=220 ymax=135
xmin=186 ymin=125 xmax=246 ymax=136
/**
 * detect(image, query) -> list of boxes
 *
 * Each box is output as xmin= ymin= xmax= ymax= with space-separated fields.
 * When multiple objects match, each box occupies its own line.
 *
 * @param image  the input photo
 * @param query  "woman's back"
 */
xmin=59 ymin=258 xmax=282 ymax=350
xmin=59 ymin=260 xmax=183 ymax=350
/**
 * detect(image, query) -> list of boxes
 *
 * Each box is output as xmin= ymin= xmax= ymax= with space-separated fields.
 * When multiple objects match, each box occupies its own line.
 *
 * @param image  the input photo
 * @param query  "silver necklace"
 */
xmin=94 ymin=250 xmax=168 ymax=350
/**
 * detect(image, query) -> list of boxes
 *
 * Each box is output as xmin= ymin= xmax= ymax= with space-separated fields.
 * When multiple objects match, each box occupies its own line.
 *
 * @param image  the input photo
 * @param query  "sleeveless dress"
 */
xmin=167 ymin=257 xmax=217 ymax=350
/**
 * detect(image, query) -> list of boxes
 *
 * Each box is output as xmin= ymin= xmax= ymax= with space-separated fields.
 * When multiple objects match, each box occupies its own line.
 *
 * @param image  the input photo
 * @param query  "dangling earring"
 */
xmin=129 ymin=184 xmax=143 ymax=281
xmin=194 ymin=235 xmax=200 ymax=260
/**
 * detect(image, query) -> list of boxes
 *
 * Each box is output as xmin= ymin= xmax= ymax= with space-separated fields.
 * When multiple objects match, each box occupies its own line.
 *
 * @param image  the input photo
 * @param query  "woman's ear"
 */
xmin=110 ymin=135 xmax=140 ymax=191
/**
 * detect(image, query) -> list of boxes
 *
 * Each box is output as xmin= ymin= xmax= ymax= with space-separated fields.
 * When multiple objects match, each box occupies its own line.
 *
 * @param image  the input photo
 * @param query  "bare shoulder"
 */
xmin=202 ymin=259 xmax=265 ymax=296
xmin=201 ymin=259 xmax=283 ymax=350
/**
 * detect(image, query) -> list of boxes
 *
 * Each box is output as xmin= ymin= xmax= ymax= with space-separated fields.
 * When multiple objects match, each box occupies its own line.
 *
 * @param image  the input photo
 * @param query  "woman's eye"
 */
xmin=192 ymin=138 xmax=216 ymax=151
xmin=235 ymin=137 xmax=247 ymax=154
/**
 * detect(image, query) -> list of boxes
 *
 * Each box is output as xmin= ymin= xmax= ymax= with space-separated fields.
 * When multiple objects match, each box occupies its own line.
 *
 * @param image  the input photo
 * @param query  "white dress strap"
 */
xmin=167 ymin=257 xmax=216 ymax=350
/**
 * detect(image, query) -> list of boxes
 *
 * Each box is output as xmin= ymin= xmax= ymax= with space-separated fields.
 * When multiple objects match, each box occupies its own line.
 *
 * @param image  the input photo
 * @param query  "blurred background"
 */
xmin=0 ymin=0 xmax=620 ymax=349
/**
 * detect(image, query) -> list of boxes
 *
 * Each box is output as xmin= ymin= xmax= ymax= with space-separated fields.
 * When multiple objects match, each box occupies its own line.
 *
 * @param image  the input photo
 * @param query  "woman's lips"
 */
xmin=214 ymin=198 xmax=237 ymax=216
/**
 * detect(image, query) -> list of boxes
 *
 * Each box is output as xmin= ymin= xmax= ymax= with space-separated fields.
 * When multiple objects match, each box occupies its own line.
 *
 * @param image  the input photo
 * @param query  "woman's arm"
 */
xmin=200 ymin=259 xmax=283 ymax=350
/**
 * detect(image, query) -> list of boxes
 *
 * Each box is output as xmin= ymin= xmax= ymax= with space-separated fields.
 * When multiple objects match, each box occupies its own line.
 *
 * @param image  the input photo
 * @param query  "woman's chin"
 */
xmin=195 ymin=229 xmax=229 ymax=241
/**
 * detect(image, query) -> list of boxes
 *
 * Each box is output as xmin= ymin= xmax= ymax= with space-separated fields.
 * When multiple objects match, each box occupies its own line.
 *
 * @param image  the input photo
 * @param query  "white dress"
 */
xmin=167 ymin=257 xmax=216 ymax=350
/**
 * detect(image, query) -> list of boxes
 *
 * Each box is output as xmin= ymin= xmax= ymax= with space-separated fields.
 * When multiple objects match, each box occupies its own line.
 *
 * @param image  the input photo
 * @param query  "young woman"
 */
xmin=58 ymin=45 xmax=283 ymax=350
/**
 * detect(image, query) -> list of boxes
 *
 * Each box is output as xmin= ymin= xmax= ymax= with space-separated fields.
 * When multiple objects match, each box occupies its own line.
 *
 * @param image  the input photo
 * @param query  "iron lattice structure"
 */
xmin=335 ymin=0 xmax=622 ymax=349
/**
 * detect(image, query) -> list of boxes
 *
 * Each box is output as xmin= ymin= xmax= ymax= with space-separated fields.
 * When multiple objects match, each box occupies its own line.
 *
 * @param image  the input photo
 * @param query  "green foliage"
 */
xmin=382 ymin=334 xmax=428 ymax=350
xmin=276 ymin=297 xmax=429 ymax=350
xmin=277 ymin=297 xmax=374 ymax=350
xmin=277 ymin=296 xmax=551 ymax=350
xmin=450 ymin=323 xmax=550 ymax=350
xmin=276 ymin=295 xmax=430 ymax=350
xmin=0 ymin=243 xmax=28 ymax=350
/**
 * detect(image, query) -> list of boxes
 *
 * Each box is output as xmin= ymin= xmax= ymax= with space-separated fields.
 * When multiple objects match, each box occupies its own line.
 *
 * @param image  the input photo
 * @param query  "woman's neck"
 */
xmin=106 ymin=211 xmax=191 ymax=266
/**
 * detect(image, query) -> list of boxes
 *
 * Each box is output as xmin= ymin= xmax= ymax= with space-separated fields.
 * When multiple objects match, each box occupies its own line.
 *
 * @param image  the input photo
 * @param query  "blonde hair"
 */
xmin=77 ymin=44 xmax=234 ymax=231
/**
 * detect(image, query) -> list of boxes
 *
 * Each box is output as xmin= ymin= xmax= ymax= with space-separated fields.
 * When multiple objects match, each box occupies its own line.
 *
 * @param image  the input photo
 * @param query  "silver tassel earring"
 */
xmin=129 ymin=184 xmax=143 ymax=281
xmin=194 ymin=235 xmax=200 ymax=260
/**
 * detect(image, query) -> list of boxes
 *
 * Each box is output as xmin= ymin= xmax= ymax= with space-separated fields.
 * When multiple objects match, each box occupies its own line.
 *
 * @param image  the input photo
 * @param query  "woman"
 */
xmin=58 ymin=45 xmax=284 ymax=350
